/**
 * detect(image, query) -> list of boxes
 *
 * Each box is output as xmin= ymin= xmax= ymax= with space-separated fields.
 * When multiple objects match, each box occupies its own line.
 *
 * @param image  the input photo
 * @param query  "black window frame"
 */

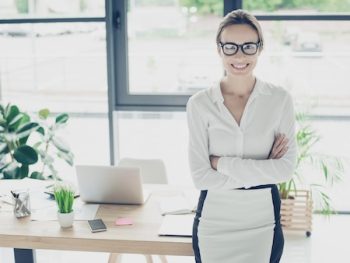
xmin=109 ymin=0 xmax=350 ymax=111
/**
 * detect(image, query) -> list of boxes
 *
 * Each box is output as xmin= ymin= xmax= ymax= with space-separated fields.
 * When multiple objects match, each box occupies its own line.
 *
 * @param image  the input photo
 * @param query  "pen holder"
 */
xmin=13 ymin=191 xmax=31 ymax=218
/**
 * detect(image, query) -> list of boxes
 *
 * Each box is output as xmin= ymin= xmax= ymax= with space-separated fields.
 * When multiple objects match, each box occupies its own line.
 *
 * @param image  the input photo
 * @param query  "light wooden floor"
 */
xmin=1 ymin=214 xmax=349 ymax=263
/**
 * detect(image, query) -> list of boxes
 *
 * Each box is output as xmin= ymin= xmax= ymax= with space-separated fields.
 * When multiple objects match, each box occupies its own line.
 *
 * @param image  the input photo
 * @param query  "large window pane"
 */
xmin=244 ymin=0 xmax=350 ymax=13
xmin=0 ymin=22 xmax=107 ymax=113
xmin=254 ymin=21 xmax=350 ymax=115
xmin=127 ymin=0 xmax=223 ymax=94
xmin=0 ymin=0 xmax=105 ymax=19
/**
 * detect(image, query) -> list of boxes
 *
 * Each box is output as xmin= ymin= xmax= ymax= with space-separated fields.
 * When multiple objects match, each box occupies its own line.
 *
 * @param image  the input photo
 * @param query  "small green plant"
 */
xmin=53 ymin=184 xmax=75 ymax=214
xmin=278 ymin=112 xmax=344 ymax=215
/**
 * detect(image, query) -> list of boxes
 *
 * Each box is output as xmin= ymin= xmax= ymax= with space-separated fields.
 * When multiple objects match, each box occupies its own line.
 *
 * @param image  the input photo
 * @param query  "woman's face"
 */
xmin=218 ymin=24 xmax=261 ymax=77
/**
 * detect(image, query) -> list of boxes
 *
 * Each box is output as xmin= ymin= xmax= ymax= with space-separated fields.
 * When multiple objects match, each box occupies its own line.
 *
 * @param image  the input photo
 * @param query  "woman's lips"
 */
xmin=231 ymin=63 xmax=249 ymax=70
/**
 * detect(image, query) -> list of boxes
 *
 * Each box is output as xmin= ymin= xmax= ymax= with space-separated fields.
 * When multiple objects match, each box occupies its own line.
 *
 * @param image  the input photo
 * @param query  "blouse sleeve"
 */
xmin=217 ymin=93 xmax=297 ymax=188
xmin=187 ymin=98 xmax=243 ymax=190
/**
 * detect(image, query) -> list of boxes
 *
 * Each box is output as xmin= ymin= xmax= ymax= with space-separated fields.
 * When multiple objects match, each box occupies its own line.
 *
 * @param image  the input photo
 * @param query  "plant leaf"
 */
xmin=9 ymin=113 xmax=24 ymax=127
xmin=39 ymin=109 xmax=50 ymax=120
xmin=5 ymin=105 xmax=20 ymax=123
xmin=13 ymin=145 xmax=38 ymax=165
xmin=36 ymin=126 xmax=45 ymax=136
xmin=52 ymin=136 xmax=70 ymax=153
xmin=57 ymin=151 xmax=74 ymax=166
xmin=18 ymin=165 xmax=29 ymax=179
xmin=3 ymin=165 xmax=19 ymax=179
xmin=55 ymin=113 xmax=69 ymax=124
xmin=0 ymin=142 xmax=9 ymax=154
xmin=30 ymin=171 xmax=45 ymax=180
xmin=17 ymin=122 xmax=39 ymax=144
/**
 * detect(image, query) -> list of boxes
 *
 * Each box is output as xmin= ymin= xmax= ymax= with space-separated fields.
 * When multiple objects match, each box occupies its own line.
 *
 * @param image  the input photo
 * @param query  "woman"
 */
xmin=186 ymin=9 xmax=297 ymax=263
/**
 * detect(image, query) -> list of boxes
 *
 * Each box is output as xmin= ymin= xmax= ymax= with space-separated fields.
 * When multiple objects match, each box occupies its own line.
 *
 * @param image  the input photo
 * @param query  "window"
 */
xmin=0 ymin=0 xmax=110 ymax=180
xmin=112 ymin=0 xmax=238 ymax=110
xmin=113 ymin=0 xmax=350 ymax=111
xmin=0 ymin=22 xmax=107 ymax=113
xmin=0 ymin=0 xmax=104 ymax=18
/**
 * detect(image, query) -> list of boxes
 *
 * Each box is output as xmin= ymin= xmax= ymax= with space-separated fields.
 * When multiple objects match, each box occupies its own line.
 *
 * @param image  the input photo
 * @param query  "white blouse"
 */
xmin=186 ymin=78 xmax=297 ymax=190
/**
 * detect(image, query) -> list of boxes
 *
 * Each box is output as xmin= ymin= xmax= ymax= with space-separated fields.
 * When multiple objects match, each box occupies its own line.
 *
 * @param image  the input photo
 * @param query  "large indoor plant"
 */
xmin=0 ymin=103 xmax=74 ymax=180
xmin=278 ymin=112 xmax=344 ymax=215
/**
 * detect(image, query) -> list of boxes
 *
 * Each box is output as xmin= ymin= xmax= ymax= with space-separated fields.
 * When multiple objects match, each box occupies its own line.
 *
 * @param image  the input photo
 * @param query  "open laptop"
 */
xmin=75 ymin=165 xmax=150 ymax=205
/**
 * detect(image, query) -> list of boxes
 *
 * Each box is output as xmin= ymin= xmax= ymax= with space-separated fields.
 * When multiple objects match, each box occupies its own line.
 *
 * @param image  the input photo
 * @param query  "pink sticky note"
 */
xmin=115 ymin=217 xmax=133 ymax=226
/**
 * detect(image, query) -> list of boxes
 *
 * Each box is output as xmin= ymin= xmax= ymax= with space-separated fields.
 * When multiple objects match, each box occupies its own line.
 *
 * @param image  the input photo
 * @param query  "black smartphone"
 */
xmin=88 ymin=219 xmax=107 ymax=233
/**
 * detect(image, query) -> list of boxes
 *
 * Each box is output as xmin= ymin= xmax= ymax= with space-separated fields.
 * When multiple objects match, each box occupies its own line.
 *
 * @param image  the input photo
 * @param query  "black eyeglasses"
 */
xmin=219 ymin=41 xmax=261 ymax=56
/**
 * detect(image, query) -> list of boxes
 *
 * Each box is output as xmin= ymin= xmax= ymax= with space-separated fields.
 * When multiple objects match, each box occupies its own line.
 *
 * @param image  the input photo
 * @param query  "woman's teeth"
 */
xmin=232 ymin=63 xmax=248 ymax=69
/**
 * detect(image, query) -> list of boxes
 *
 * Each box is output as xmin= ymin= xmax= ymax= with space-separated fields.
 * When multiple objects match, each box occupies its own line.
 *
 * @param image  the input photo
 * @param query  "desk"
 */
xmin=0 ymin=185 xmax=194 ymax=263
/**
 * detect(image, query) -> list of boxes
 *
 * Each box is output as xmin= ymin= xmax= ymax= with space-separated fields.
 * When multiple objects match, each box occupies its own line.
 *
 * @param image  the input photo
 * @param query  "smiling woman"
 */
xmin=187 ymin=9 xmax=297 ymax=263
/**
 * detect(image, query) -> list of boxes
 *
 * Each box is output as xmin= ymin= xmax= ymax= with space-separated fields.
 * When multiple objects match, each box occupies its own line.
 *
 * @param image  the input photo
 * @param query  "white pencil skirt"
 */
xmin=192 ymin=184 xmax=284 ymax=263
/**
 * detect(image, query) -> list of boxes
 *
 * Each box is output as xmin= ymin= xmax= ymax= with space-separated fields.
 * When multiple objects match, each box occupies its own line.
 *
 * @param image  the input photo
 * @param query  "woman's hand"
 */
xmin=210 ymin=155 xmax=220 ymax=170
xmin=269 ymin=133 xmax=289 ymax=159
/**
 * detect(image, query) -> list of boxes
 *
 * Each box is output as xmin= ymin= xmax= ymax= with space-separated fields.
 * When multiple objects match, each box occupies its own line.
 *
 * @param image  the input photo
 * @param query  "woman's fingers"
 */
xmin=269 ymin=134 xmax=283 ymax=158
xmin=275 ymin=145 xmax=288 ymax=159
xmin=270 ymin=134 xmax=289 ymax=159
xmin=274 ymin=136 xmax=289 ymax=155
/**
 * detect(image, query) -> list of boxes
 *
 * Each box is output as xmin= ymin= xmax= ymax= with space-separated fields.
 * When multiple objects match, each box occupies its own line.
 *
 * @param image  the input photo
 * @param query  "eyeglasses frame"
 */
xmin=219 ymin=41 xmax=261 ymax=56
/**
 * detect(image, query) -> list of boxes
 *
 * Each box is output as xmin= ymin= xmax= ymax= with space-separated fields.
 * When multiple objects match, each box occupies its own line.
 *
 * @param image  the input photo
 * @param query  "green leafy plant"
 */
xmin=0 ymin=104 xmax=39 ymax=179
xmin=32 ymin=109 xmax=74 ymax=180
xmin=0 ymin=103 xmax=74 ymax=180
xmin=54 ymin=184 xmax=75 ymax=214
xmin=278 ymin=112 xmax=344 ymax=214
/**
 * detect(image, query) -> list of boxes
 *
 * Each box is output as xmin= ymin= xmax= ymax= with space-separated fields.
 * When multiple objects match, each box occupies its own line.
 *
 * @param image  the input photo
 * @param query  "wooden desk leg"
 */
xmin=14 ymin=248 xmax=36 ymax=263
xmin=158 ymin=255 xmax=168 ymax=263
xmin=108 ymin=253 xmax=122 ymax=263
xmin=144 ymin=255 xmax=153 ymax=263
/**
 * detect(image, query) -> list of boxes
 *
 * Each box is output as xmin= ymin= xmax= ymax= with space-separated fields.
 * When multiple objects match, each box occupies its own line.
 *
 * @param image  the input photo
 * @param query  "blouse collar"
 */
xmin=210 ymin=77 xmax=271 ymax=104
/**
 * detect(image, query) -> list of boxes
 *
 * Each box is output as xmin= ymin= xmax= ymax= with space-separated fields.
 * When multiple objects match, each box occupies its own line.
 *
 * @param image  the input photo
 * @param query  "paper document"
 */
xmin=159 ymin=195 xmax=196 ymax=215
xmin=31 ymin=199 xmax=99 ymax=221
xmin=158 ymin=214 xmax=194 ymax=237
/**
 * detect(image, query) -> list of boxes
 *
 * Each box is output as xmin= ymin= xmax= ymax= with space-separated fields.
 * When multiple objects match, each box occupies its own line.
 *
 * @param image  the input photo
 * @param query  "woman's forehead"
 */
xmin=220 ymin=24 xmax=259 ymax=43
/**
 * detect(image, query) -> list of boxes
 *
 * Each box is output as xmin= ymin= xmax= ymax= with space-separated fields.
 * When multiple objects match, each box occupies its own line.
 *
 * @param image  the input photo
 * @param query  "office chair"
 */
xmin=118 ymin=158 xmax=168 ymax=184
xmin=108 ymin=158 xmax=168 ymax=263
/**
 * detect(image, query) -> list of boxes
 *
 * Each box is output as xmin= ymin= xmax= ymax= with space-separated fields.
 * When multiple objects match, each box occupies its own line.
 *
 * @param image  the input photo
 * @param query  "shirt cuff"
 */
xmin=217 ymin=157 xmax=230 ymax=175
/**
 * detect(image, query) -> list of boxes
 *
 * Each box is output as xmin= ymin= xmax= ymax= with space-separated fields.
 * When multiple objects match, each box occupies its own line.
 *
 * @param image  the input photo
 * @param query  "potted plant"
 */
xmin=0 ymin=103 xmax=74 ymax=180
xmin=0 ymin=104 xmax=39 ymax=179
xmin=278 ymin=112 xmax=344 ymax=236
xmin=53 ymin=184 xmax=75 ymax=228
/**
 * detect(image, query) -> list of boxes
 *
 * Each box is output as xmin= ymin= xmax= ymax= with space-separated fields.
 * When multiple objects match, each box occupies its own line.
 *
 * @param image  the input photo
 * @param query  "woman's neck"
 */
xmin=221 ymin=75 xmax=256 ymax=97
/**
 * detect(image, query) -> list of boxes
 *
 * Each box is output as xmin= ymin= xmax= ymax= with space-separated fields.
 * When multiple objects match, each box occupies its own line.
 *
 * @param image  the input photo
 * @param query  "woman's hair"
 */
xmin=216 ymin=9 xmax=264 ymax=50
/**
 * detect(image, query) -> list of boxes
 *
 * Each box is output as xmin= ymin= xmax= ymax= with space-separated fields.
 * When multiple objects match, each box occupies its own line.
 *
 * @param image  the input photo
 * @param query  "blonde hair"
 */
xmin=216 ymin=9 xmax=264 ymax=50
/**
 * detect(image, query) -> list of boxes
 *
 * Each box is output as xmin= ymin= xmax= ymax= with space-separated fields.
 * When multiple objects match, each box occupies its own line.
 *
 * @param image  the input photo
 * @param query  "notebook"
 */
xmin=76 ymin=165 xmax=150 ymax=205
xmin=158 ymin=214 xmax=194 ymax=237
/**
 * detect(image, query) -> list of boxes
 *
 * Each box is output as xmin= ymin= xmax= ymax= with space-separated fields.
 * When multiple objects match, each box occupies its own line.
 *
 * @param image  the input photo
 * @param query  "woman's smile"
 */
xmin=231 ymin=63 xmax=249 ymax=70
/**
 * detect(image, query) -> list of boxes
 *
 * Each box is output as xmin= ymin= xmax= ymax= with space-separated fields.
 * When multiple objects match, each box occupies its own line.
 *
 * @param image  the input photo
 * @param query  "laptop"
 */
xmin=75 ymin=165 xmax=150 ymax=205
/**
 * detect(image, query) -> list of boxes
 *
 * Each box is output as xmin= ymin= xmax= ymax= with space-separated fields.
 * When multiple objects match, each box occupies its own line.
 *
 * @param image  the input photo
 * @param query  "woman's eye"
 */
xmin=225 ymin=45 xmax=236 ymax=51
xmin=243 ymin=44 xmax=255 ymax=50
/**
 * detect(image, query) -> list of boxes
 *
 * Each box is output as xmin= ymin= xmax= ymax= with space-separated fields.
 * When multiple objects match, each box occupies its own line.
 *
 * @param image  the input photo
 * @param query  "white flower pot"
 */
xmin=57 ymin=211 xmax=74 ymax=228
